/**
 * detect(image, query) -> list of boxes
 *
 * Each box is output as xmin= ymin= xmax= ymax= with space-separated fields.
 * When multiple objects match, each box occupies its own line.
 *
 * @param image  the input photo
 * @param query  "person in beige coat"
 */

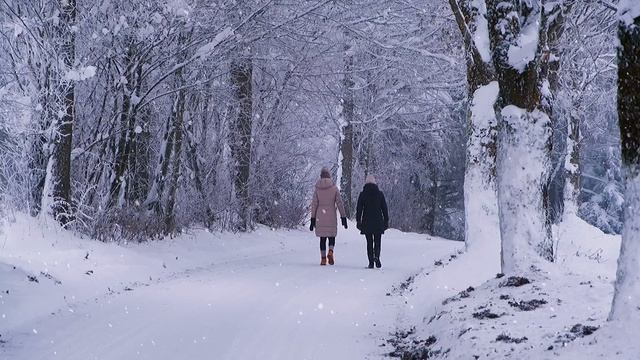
xmin=309 ymin=167 xmax=348 ymax=265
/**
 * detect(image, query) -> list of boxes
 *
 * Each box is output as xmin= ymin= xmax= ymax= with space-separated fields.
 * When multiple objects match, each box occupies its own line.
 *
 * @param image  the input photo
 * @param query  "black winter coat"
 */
xmin=356 ymin=183 xmax=389 ymax=235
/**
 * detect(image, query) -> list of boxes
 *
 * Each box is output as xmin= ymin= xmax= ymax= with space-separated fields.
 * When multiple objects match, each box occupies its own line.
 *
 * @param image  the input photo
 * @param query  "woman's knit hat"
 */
xmin=365 ymin=174 xmax=376 ymax=184
xmin=320 ymin=167 xmax=331 ymax=179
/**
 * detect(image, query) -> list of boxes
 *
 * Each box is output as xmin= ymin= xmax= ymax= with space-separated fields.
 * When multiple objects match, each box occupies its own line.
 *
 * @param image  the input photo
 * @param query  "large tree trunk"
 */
xmin=229 ymin=58 xmax=253 ymax=231
xmin=487 ymin=0 xmax=553 ymax=274
xmin=448 ymin=0 xmax=500 ymax=253
xmin=145 ymin=106 xmax=174 ymax=212
xmin=164 ymin=88 xmax=185 ymax=234
xmin=540 ymin=1 xmax=576 ymax=220
xmin=108 ymin=44 xmax=141 ymax=208
xmin=609 ymin=4 xmax=640 ymax=321
xmin=184 ymin=91 xmax=216 ymax=227
xmin=41 ymin=0 xmax=76 ymax=225
xmin=339 ymin=49 xmax=354 ymax=218
xmin=465 ymin=81 xmax=500 ymax=252
xmin=128 ymin=65 xmax=151 ymax=204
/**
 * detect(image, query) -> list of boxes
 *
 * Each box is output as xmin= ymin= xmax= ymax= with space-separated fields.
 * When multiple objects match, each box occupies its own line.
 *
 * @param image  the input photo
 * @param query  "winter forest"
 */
xmin=0 ymin=0 xmax=639 ymax=359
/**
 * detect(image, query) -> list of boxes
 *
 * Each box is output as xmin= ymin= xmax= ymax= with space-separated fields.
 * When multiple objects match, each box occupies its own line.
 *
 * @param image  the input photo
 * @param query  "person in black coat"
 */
xmin=356 ymin=174 xmax=389 ymax=269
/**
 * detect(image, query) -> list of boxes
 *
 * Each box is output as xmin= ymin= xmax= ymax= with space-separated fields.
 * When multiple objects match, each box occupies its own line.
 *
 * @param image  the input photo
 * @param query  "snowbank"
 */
xmin=0 ymin=213 xmax=286 ymax=334
xmin=392 ymin=214 xmax=623 ymax=359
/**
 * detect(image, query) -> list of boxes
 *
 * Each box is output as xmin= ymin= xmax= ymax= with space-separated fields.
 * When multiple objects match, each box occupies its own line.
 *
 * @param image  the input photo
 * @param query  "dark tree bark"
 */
xmin=128 ymin=65 xmax=151 ymax=204
xmin=539 ymin=2 xmax=578 ymax=220
xmin=229 ymin=58 xmax=253 ymax=231
xmin=339 ymin=49 xmax=354 ymax=218
xmin=42 ymin=0 xmax=76 ymax=225
xmin=144 ymin=109 xmax=174 ymax=214
xmin=185 ymin=117 xmax=215 ymax=227
xmin=487 ymin=2 xmax=543 ymax=111
xmin=610 ymin=5 xmax=640 ymax=321
xmin=164 ymin=88 xmax=185 ymax=233
xmin=616 ymin=18 xmax=640 ymax=171
xmin=426 ymin=163 xmax=440 ymax=236
xmin=448 ymin=0 xmax=496 ymax=94
xmin=108 ymin=43 xmax=141 ymax=208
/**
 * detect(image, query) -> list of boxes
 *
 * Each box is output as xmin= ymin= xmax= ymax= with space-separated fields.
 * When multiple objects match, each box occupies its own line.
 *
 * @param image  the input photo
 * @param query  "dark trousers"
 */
xmin=320 ymin=237 xmax=335 ymax=251
xmin=365 ymin=233 xmax=382 ymax=262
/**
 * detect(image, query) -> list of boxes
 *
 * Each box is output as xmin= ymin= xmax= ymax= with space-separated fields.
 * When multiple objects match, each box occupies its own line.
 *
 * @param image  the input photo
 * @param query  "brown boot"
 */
xmin=327 ymin=249 xmax=335 ymax=265
xmin=320 ymin=257 xmax=327 ymax=266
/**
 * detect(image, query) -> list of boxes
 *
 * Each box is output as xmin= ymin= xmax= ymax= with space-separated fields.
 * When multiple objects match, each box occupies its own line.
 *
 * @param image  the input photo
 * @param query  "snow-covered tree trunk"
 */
xmin=108 ymin=43 xmax=142 ymax=208
xmin=563 ymin=112 xmax=581 ymax=216
xmin=144 ymin=100 xmax=175 ymax=214
xmin=448 ymin=0 xmax=500 ymax=253
xmin=465 ymin=82 xmax=500 ymax=252
xmin=164 ymin=29 xmax=191 ymax=233
xmin=610 ymin=1 xmax=640 ymax=321
xmin=339 ymin=47 xmax=354 ymax=218
xmin=41 ymin=0 xmax=76 ymax=225
xmin=487 ymin=0 xmax=553 ymax=273
xmin=540 ymin=1 xmax=577 ymax=219
xmin=128 ymin=66 xmax=151 ymax=205
xmin=164 ymin=86 xmax=186 ymax=233
xmin=185 ymin=93 xmax=215 ymax=227
xmin=229 ymin=57 xmax=253 ymax=231
xmin=496 ymin=107 xmax=552 ymax=274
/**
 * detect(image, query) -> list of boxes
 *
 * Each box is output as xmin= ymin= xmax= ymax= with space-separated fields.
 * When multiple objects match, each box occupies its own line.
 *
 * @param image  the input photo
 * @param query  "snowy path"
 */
xmin=1 ymin=222 xmax=461 ymax=360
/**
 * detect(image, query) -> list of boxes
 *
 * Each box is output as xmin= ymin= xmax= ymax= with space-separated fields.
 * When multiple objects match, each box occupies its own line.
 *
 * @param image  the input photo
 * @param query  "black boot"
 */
xmin=374 ymin=235 xmax=382 ymax=268
xmin=366 ymin=235 xmax=375 ymax=269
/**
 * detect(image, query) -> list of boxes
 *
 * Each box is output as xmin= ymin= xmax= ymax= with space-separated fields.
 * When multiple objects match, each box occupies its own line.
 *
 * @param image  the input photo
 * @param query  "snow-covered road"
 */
xmin=1 ymin=219 xmax=461 ymax=360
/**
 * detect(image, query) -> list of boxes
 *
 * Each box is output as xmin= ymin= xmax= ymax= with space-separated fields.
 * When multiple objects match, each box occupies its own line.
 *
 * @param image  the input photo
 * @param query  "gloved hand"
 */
xmin=341 ymin=217 xmax=348 ymax=229
xmin=309 ymin=218 xmax=316 ymax=231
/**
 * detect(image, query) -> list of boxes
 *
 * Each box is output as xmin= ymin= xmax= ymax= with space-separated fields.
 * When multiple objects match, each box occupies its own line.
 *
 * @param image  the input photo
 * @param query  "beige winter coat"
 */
xmin=311 ymin=178 xmax=346 ymax=237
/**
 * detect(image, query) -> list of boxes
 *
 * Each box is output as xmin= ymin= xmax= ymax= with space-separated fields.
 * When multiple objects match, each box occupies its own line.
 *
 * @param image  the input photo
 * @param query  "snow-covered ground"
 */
xmin=0 ymin=214 xmax=462 ymax=360
xmin=1 ymin=213 xmax=630 ymax=359
xmin=392 ymin=214 xmax=628 ymax=359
